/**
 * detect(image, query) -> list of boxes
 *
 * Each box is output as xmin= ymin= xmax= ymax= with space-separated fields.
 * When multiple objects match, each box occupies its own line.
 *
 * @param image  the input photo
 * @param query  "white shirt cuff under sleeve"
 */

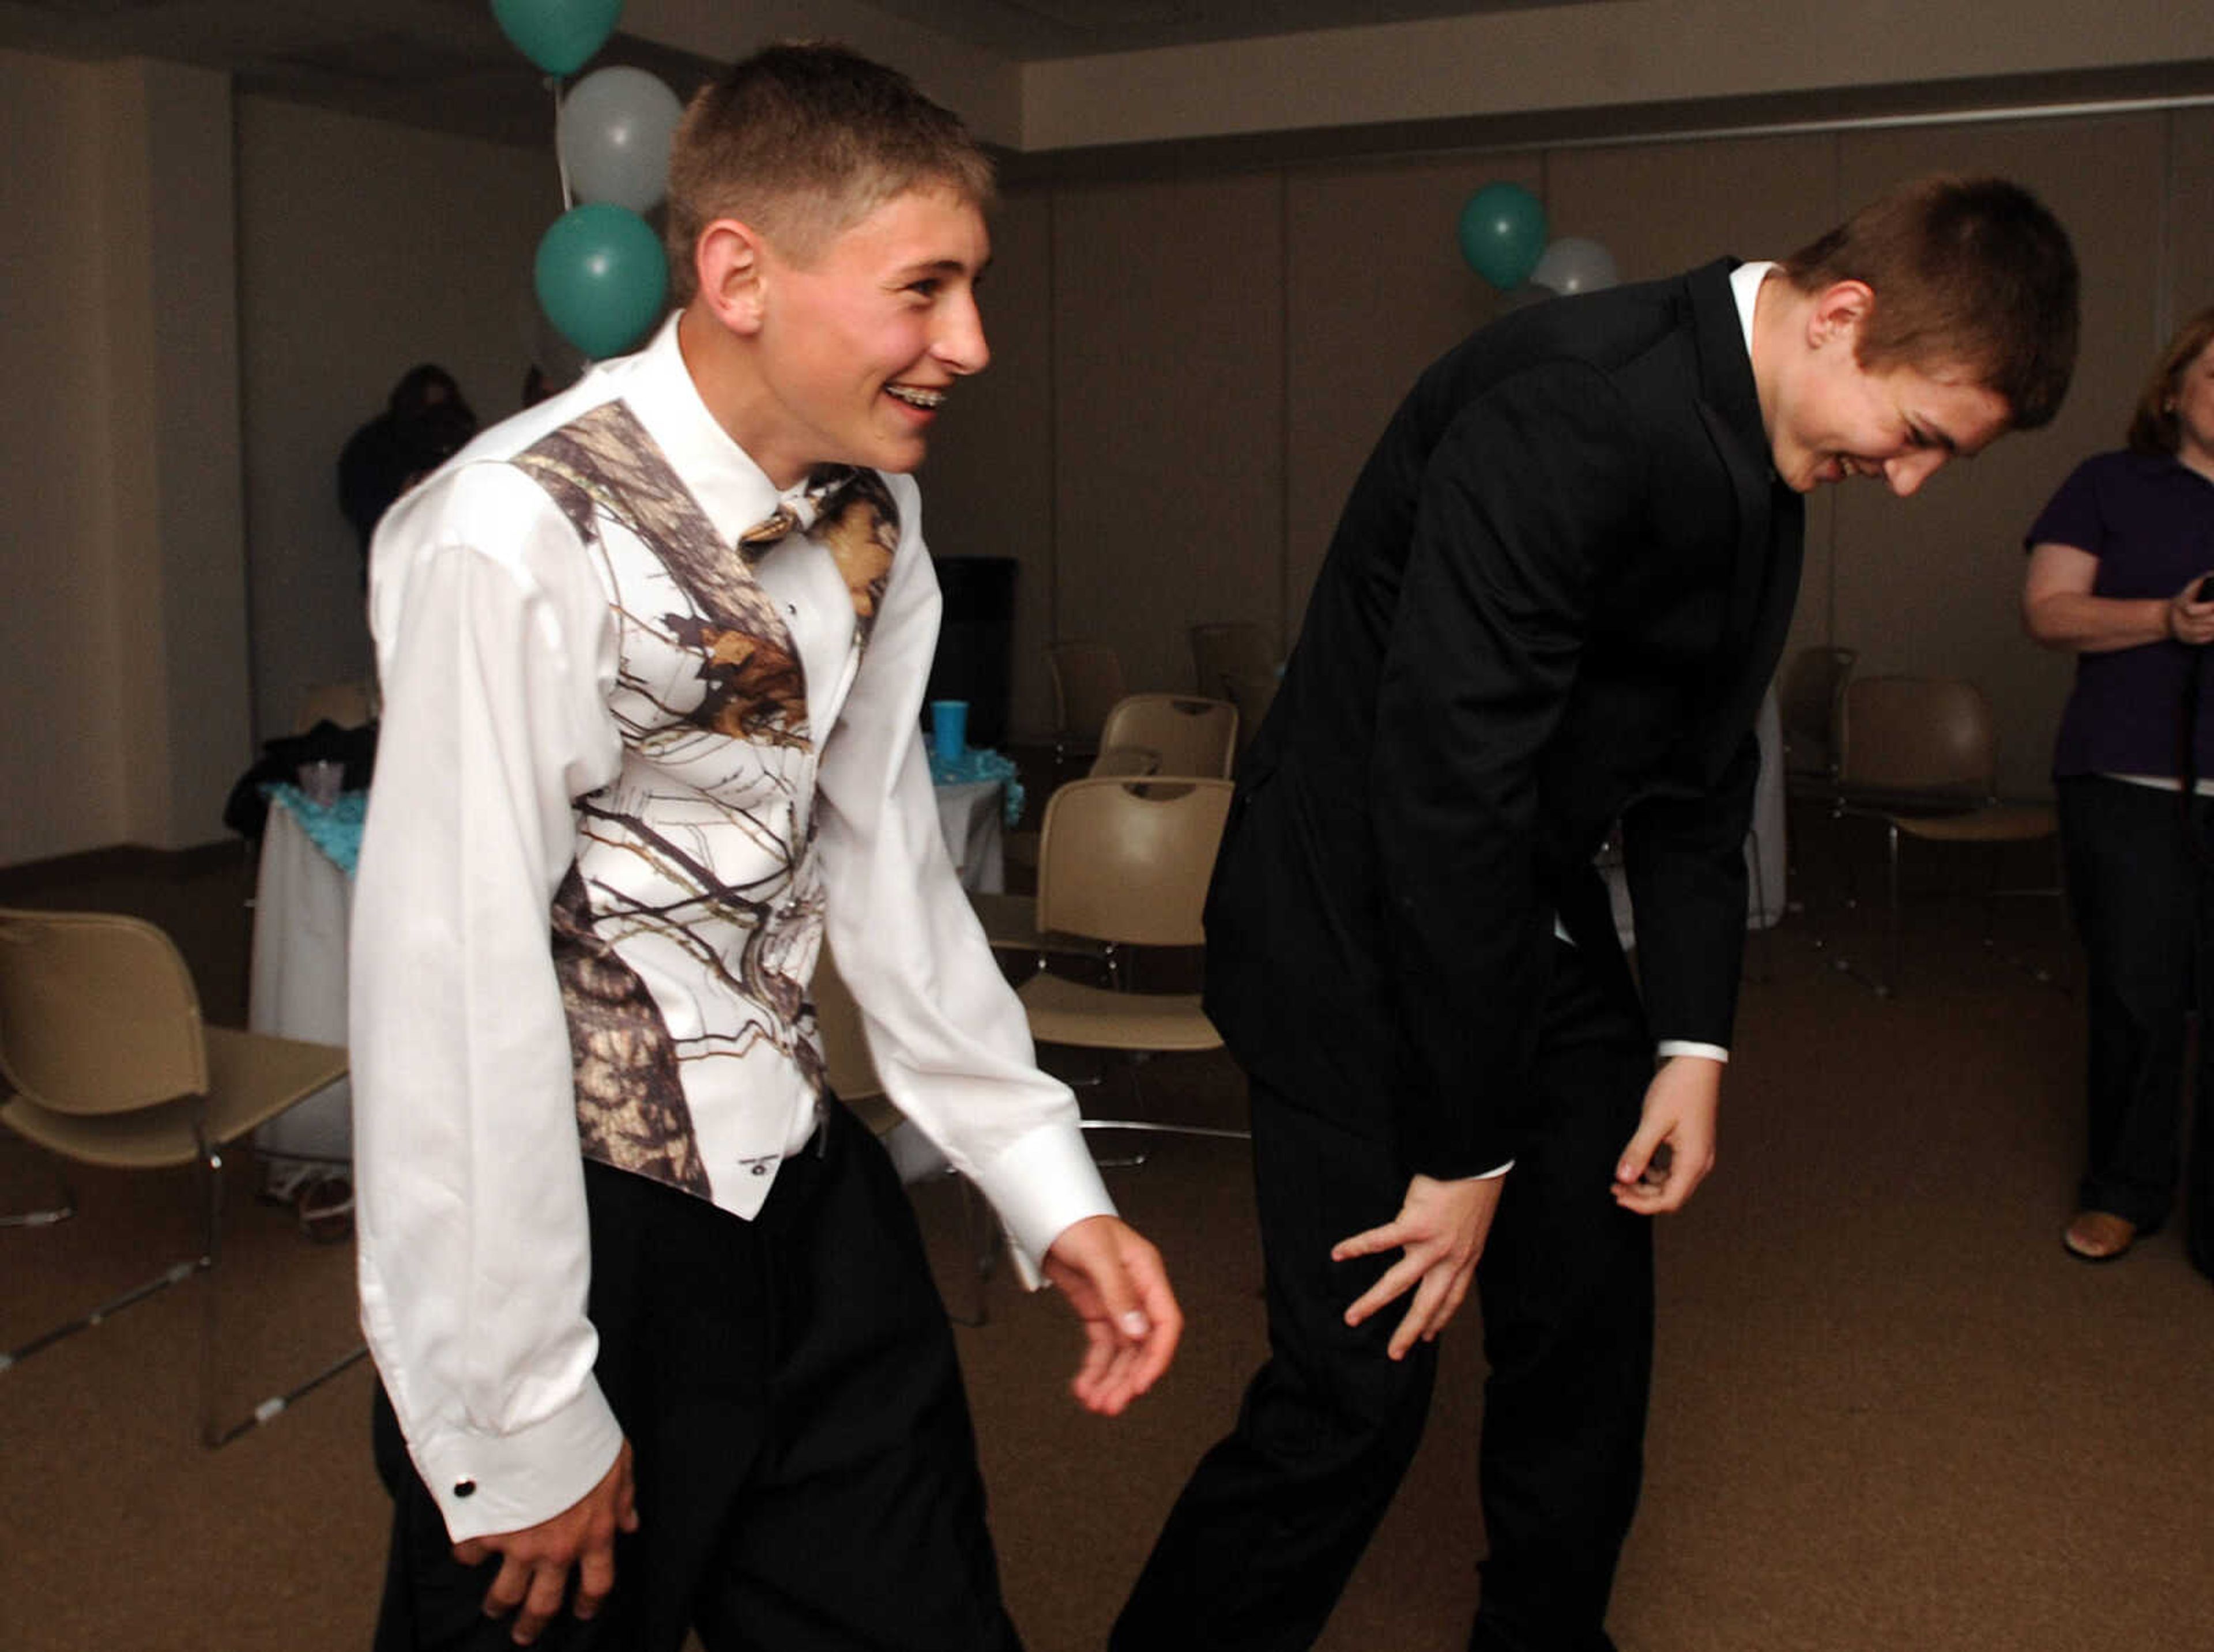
xmin=411 ymin=1379 xmax=625 ymax=1542
xmin=1656 ymin=1040 xmax=1730 ymax=1064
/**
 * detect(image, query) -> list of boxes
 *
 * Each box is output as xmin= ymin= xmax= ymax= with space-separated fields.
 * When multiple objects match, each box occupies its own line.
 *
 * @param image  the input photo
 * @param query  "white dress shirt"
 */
xmin=351 ymin=315 xmax=1114 ymax=1541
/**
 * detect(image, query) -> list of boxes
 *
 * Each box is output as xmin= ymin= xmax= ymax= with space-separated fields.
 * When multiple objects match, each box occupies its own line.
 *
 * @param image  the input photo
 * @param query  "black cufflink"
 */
xmin=453 ymin=1480 xmax=476 ymax=1498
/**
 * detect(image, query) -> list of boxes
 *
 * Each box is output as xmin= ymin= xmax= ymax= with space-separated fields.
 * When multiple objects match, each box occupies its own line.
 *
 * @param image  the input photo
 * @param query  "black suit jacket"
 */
xmin=1203 ymin=259 xmax=1803 ymax=1178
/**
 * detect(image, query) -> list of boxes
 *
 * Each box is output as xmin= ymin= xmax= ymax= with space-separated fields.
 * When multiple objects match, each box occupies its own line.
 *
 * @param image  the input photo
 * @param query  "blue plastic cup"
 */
xmin=930 ymin=699 xmax=969 ymax=758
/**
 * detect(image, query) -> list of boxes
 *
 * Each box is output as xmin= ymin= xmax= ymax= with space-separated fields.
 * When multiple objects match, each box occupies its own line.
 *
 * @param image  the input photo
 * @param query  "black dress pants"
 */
xmin=1112 ymin=940 xmax=1655 ymax=1652
xmin=372 ymin=1100 xmax=1022 ymax=1652
xmin=2057 ymin=775 xmax=2214 ymax=1272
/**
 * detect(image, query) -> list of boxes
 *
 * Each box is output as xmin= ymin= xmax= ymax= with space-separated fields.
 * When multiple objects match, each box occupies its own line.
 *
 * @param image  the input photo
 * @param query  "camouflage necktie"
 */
xmin=736 ymin=464 xmax=860 ymax=558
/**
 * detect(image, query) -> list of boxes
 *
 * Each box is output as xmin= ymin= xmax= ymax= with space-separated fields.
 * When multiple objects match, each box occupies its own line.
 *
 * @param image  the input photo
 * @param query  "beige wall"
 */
xmin=1021 ymin=0 xmax=2214 ymax=150
xmin=1827 ymin=115 xmax=2166 ymax=795
xmin=235 ymin=96 xmax=552 ymax=746
xmin=0 ymin=51 xmax=248 ymax=865
xmin=1 ymin=49 xmax=127 ymax=862
xmin=9 ymin=20 xmax=2214 ymax=865
xmin=907 ymin=188 xmax=1058 ymax=734
xmin=628 ymin=0 xmax=1022 ymax=145
xmin=921 ymin=104 xmax=2209 ymax=793
xmin=1052 ymin=172 xmax=1287 ymax=699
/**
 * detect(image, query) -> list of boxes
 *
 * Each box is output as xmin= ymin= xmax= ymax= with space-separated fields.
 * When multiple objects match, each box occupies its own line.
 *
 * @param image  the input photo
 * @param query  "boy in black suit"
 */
xmin=1113 ymin=176 xmax=2077 ymax=1652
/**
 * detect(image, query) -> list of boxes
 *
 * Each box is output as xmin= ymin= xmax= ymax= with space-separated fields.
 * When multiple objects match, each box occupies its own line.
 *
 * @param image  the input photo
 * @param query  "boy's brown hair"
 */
xmin=2126 ymin=304 xmax=2214 ymax=456
xmin=665 ymin=41 xmax=996 ymax=307
xmin=1781 ymin=175 xmax=2079 ymax=431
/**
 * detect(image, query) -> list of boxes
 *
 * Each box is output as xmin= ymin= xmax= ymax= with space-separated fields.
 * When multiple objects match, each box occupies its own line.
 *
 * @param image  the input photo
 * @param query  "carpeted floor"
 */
xmin=2 ymin=814 xmax=2208 ymax=1651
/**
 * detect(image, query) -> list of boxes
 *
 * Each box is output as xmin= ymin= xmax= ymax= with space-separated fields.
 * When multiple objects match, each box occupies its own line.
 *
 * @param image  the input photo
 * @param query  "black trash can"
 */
xmin=925 ymin=556 xmax=1016 ymax=751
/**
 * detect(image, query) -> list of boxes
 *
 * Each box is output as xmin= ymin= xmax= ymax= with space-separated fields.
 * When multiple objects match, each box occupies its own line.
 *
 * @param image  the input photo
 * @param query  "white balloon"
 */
xmin=559 ymin=66 xmax=684 ymax=213
xmin=1530 ymin=236 xmax=1620 ymax=296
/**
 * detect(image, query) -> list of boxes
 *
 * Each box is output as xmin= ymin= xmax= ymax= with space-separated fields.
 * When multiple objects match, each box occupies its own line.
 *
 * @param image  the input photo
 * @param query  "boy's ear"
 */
xmin=1808 ymin=280 xmax=1874 ymax=349
xmin=693 ymin=218 xmax=770 ymax=335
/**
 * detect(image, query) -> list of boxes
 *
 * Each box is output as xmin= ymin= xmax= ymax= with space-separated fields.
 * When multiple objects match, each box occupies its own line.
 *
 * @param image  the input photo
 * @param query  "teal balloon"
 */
xmin=1458 ymin=183 xmax=1549 ymax=290
xmin=491 ymin=0 xmax=623 ymax=76
xmin=534 ymin=204 xmax=667 ymax=360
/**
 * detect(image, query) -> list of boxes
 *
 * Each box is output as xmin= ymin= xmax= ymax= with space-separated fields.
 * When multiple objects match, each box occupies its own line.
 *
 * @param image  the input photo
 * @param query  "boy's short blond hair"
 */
xmin=665 ymin=41 xmax=996 ymax=305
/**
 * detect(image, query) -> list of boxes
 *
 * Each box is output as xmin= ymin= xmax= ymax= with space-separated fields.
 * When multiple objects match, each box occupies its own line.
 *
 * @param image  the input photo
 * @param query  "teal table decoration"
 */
xmin=262 ymin=784 xmax=367 ymax=878
xmin=928 ymin=745 xmax=1025 ymax=827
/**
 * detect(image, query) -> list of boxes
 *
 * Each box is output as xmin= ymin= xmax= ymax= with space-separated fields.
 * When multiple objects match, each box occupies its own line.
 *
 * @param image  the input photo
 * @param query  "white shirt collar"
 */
xmin=1730 ymin=260 xmax=1776 ymax=359
xmin=617 ymin=312 xmax=789 ymax=544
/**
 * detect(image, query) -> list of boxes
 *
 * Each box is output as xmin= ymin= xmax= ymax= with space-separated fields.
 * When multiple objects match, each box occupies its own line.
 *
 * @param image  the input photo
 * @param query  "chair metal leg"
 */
xmin=1078 ymin=1055 xmax=1250 ymax=1170
xmin=1 ymin=1126 xmax=366 ymax=1439
xmin=1745 ymin=827 xmax=1775 ymax=985
xmin=1881 ymin=820 xmax=1902 ymax=998
xmin=0 ymin=1256 xmax=200 ymax=1372
xmin=0 ymin=1131 xmax=76 ymax=1228
xmin=0 ymin=1185 xmax=74 ymax=1229
xmin=198 ymin=1130 xmax=368 ymax=1447
xmin=205 ymin=1343 xmax=372 ymax=1448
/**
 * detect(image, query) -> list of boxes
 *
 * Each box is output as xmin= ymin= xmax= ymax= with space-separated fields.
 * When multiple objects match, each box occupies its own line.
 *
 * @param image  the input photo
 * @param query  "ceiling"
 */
xmin=0 ymin=0 xmax=1598 ymax=145
xmin=0 ymin=0 xmax=716 ymax=144
xmin=850 ymin=0 xmax=1588 ymax=62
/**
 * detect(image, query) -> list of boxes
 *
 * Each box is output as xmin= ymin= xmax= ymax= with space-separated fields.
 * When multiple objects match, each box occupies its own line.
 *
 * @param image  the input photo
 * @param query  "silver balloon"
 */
xmin=1530 ymin=236 xmax=1620 ymax=296
xmin=558 ymin=66 xmax=684 ymax=214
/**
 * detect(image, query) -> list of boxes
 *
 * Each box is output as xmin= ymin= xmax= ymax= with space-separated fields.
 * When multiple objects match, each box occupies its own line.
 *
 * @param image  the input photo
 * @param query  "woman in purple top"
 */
xmin=2022 ymin=305 xmax=2214 ymax=1275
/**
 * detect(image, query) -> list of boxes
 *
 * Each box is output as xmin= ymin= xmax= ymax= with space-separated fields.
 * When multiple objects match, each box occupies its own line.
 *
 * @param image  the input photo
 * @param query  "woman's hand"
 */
xmin=2168 ymin=573 xmax=2214 ymax=645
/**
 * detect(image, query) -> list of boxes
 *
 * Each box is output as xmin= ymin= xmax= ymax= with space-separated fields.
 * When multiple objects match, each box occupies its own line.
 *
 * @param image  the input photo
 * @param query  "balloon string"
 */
xmin=551 ymin=74 xmax=573 ymax=213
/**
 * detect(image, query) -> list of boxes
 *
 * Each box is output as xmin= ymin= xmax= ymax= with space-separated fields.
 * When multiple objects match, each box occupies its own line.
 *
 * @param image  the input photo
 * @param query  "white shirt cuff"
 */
xmin=971 ymin=1117 xmax=1117 ymax=1284
xmin=1656 ymin=1040 xmax=1729 ymax=1065
xmin=412 ymin=1379 xmax=625 ymax=1542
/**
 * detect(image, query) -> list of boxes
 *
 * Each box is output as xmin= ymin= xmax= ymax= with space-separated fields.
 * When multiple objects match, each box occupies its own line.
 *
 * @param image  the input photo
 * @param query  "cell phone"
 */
xmin=2195 ymin=574 xmax=2214 ymax=604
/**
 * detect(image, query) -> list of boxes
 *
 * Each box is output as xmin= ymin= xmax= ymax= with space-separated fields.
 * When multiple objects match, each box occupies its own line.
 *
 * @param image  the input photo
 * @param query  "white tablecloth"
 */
xmin=250 ymin=801 xmax=354 ymax=1162
xmin=246 ymin=778 xmax=1006 ymax=1170
xmin=934 ymin=779 xmax=1006 ymax=894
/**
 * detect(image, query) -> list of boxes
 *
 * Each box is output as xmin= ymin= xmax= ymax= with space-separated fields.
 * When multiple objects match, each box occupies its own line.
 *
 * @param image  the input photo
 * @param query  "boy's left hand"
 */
xmin=1611 ymin=1054 xmax=1722 ymax=1214
xmin=1041 ymin=1215 xmax=1183 ymax=1416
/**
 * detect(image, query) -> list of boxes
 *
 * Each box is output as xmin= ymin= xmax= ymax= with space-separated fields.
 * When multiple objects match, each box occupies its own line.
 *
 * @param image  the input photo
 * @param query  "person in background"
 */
xmin=338 ymin=363 xmax=479 ymax=564
xmin=2022 ymin=304 xmax=2214 ymax=1276
xmin=1114 ymin=176 xmax=2079 ymax=1652
xmin=352 ymin=42 xmax=1180 ymax=1651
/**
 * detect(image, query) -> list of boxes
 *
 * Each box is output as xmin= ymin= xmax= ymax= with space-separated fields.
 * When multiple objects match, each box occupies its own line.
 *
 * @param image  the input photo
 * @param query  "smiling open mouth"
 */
xmin=886 ymin=384 xmax=945 ymax=410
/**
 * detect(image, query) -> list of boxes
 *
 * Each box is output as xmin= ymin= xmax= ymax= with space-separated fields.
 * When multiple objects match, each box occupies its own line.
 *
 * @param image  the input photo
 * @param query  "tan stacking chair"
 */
xmin=1047 ymin=642 xmax=1127 ymax=775
xmin=1017 ymin=640 xmax=1134 ymax=870
xmin=974 ymin=745 xmax=1160 ymax=982
xmin=1829 ymin=676 xmax=2059 ymax=997
xmin=811 ymin=941 xmax=992 ymax=1325
xmin=1016 ymin=778 xmax=1247 ymax=1158
xmin=1189 ymin=621 xmax=1275 ymax=699
xmin=0 ymin=906 xmax=362 ymax=1444
xmin=1097 ymin=694 xmax=1239 ymax=780
xmin=1778 ymin=645 xmax=1856 ymax=803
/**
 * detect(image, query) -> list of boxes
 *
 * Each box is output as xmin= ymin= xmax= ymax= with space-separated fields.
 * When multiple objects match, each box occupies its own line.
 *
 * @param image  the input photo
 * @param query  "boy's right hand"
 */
xmin=452 ymin=1438 xmax=640 ymax=1646
xmin=1332 ymin=1172 xmax=1501 ymax=1360
xmin=1041 ymin=1214 xmax=1183 ymax=1416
